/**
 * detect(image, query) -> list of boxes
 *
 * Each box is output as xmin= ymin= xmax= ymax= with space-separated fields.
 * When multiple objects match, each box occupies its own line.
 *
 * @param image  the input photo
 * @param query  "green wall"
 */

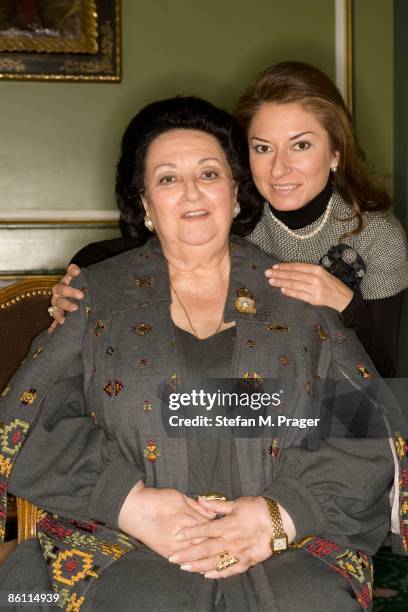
xmin=394 ymin=0 xmax=408 ymax=376
xmin=353 ymin=0 xmax=394 ymax=190
xmin=0 ymin=0 xmax=335 ymax=217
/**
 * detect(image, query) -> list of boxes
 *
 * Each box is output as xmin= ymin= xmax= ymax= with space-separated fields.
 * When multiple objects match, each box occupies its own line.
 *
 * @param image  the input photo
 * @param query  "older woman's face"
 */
xmin=142 ymin=129 xmax=237 ymax=250
xmin=248 ymin=102 xmax=339 ymax=211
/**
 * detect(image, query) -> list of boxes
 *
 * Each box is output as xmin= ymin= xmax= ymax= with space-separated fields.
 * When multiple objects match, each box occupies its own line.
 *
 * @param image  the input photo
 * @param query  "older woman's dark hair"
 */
xmin=235 ymin=61 xmax=391 ymax=234
xmin=116 ymin=96 xmax=262 ymax=241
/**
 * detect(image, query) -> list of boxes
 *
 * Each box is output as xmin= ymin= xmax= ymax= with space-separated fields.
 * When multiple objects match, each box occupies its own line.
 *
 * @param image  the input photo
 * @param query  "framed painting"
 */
xmin=0 ymin=0 xmax=121 ymax=82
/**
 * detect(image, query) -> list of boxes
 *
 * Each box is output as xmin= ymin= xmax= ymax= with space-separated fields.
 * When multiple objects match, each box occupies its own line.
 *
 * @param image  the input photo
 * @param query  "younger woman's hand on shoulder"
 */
xmin=48 ymin=263 xmax=83 ymax=331
xmin=265 ymin=262 xmax=353 ymax=313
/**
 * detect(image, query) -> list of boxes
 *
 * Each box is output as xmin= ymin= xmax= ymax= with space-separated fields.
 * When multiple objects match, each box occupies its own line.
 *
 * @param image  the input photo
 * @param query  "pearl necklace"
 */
xmin=266 ymin=195 xmax=333 ymax=240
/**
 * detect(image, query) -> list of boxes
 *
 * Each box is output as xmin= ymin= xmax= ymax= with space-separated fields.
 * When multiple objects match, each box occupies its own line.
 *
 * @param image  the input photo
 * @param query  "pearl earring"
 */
xmin=233 ymin=202 xmax=241 ymax=218
xmin=331 ymin=165 xmax=338 ymax=173
xmin=144 ymin=215 xmax=154 ymax=232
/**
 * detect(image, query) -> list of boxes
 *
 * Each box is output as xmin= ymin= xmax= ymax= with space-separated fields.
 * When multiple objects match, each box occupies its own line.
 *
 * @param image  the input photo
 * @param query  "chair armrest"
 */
xmin=16 ymin=498 xmax=37 ymax=543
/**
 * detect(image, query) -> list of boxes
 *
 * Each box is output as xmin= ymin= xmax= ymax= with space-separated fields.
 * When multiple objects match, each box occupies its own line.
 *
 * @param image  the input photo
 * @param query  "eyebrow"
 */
xmin=153 ymin=157 xmax=222 ymax=172
xmin=289 ymin=131 xmax=315 ymax=140
xmin=152 ymin=162 xmax=177 ymax=172
xmin=251 ymin=131 xmax=315 ymax=143
xmin=198 ymin=157 xmax=221 ymax=164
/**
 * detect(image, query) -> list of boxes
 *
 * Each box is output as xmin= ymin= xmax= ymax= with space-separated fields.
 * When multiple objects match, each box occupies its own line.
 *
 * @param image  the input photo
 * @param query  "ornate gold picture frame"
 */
xmin=0 ymin=0 xmax=120 ymax=82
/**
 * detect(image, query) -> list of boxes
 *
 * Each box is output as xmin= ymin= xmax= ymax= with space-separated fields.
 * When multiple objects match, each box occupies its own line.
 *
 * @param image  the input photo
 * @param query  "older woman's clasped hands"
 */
xmin=118 ymin=483 xmax=295 ymax=579
xmin=169 ymin=496 xmax=295 ymax=579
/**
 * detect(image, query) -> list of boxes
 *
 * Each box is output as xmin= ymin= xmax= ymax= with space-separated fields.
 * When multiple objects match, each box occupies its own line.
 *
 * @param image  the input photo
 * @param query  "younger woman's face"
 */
xmin=248 ymin=102 xmax=339 ymax=211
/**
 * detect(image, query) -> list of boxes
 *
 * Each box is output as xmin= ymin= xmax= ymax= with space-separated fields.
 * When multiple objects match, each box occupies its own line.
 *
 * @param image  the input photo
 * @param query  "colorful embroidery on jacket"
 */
xmin=36 ymin=510 xmax=138 ymax=610
xmin=394 ymin=434 xmax=408 ymax=551
xmin=0 ymin=416 xmax=30 ymax=538
xmin=294 ymin=536 xmax=373 ymax=610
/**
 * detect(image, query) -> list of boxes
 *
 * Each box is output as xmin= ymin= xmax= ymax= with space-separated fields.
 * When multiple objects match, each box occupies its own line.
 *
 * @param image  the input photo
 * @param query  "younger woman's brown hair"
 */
xmin=234 ymin=61 xmax=391 ymax=232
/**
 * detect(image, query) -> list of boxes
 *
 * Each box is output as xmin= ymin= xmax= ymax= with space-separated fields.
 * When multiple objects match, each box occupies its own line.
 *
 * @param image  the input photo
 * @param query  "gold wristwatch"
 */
xmin=263 ymin=497 xmax=288 ymax=553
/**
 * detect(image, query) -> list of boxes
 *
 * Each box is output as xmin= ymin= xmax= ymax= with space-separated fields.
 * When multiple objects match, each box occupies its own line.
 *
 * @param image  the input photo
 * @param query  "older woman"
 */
xmin=0 ymin=97 xmax=405 ymax=612
xmin=50 ymin=62 xmax=408 ymax=377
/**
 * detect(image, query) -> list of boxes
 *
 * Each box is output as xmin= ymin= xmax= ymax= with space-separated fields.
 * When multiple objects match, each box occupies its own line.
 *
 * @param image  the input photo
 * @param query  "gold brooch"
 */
xmin=235 ymin=288 xmax=256 ymax=314
xmin=20 ymin=389 xmax=37 ymax=405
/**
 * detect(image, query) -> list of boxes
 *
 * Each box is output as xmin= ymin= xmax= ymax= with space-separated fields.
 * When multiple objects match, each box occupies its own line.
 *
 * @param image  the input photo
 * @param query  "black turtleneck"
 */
xmin=268 ymin=179 xmax=333 ymax=230
xmin=265 ymin=179 xmax=401 ymax=376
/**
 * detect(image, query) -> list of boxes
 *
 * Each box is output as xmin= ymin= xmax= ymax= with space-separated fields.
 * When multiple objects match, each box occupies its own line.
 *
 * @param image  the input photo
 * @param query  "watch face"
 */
xmin=273 ymin=536 xmax=288 ymax=552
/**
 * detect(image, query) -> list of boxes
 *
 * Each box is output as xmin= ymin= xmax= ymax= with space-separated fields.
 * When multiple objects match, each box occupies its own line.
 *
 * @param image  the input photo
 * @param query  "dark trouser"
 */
xmin=0 ymin=541 xmax=362 ymax=612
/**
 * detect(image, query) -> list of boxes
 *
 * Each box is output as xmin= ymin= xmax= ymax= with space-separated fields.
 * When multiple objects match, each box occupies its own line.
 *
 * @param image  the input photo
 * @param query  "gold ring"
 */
xmin=216 ymin=550 xmax=239 ymax=571
xmin=200 ymin=492 xmax=227 ymax=501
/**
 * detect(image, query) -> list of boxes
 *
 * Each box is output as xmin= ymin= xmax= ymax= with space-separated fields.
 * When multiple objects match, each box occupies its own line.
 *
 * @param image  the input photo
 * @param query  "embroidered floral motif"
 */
xmin=356 ymin=364 xmax=371 ymax=379
xmin=304 ymin=537 xmax=341 ymax=556
xmin=336 ymin=550 xmax=370 ymax=584
xmin=355 ymin=585 xmax=372 ymax=610
xmin=36 ymin=512 xmax=136 ymax=607
xmin=234 ymin=288 xmax=256 ymax=314
xmin=267 ymin=438 xmax=280 ymax=457
xmin=336 ymin=331 xmax=348 ymax=342
xmin=0 ymin=456 xmax=12 ymax=478
xmin=143 ymin=439 xmax=161 ymax=462
xmin=395 ymin=435 xmax=407 ymax=460
xmin=134 ymin=275 xmax=155 ymax=287
xmin=138 ymin=358 xmax=150 ymax=368
xmin=53 ymin=548 xmax=98 ymax=587
xmin=278 ymin=355 xmax=290 ymax=368
xmin=394 ymin=433 xmax=408 ymax=551
xmin=94 ymin=320 xmax=106 ymax=337
xmin=168 ymin=372 xmax=180 ymax=387
xmin=32 ymin=346 xmax=43 ymax=359
xmin=143 ymin=400 xmax=153 ymax=412
xmin=1 ymin=418 xmax=29 ymax=457
xmin=313 ymin=324 xmax=329 ymax=342
xmin=106 ymin=346 xmax=114 ymax=355
xmin=131 ymin=323 xmax=153 ymax=336
xmin=0 ymin=417 xmax=30 ymax=539
xmin=241 ymin=371 xmax=263 ymax=385
xmin=267 ymin=322 xmax=289 ymax=334
xmin=103 ymin=381 xmax=123 ymax=397
xmin=294 ymin=537 xmax=373 ymax=610
xmin=245 ymin=340 xmax=256 ymax=349
xmin=20 ymin=388 xmax=37 ymax=405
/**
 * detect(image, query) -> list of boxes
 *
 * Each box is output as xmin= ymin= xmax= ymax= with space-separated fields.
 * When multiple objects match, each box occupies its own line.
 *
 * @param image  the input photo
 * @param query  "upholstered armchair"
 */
xmin=0 ymin=276 xmax=59 ymax=559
